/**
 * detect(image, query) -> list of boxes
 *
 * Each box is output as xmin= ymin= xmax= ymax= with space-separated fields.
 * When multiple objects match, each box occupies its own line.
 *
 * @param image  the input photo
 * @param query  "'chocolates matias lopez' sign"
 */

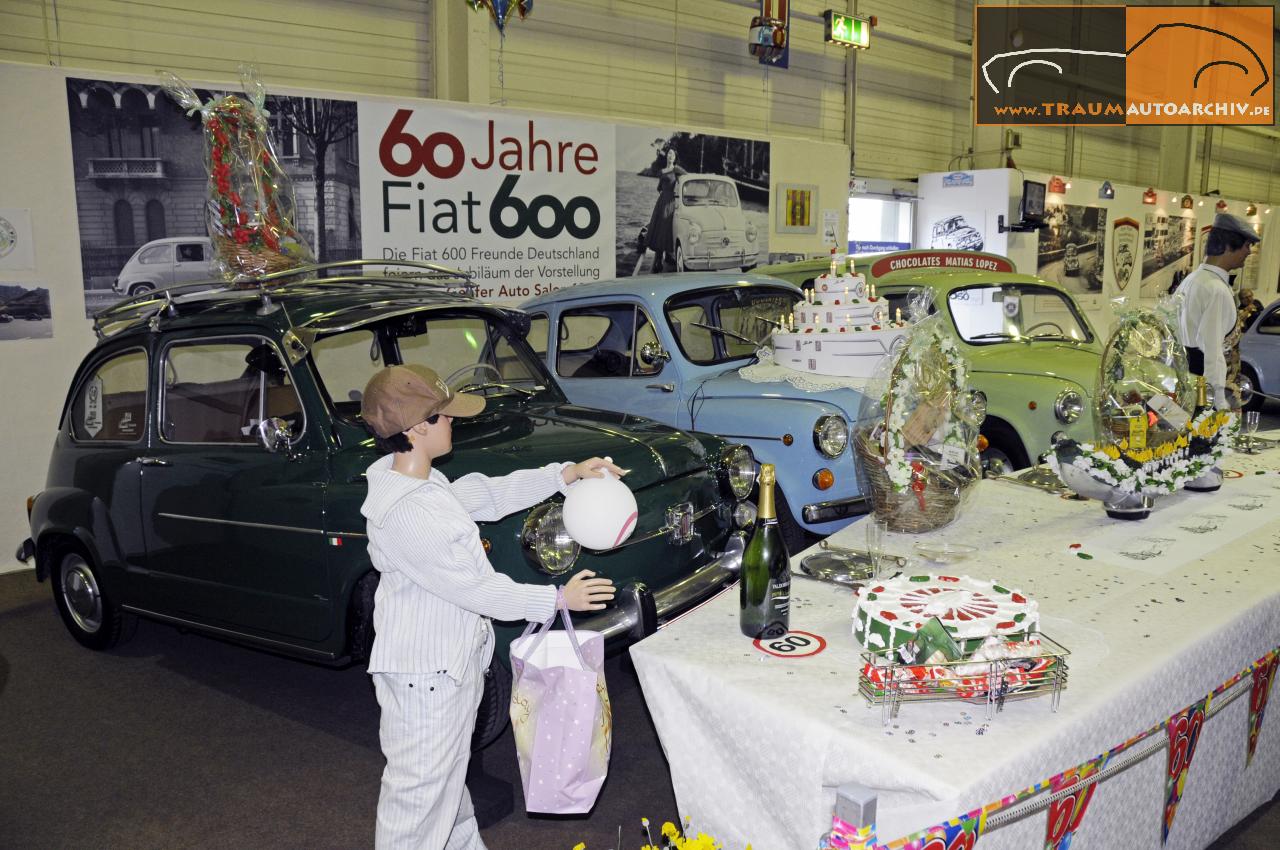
xmin=359 ymin=102 xmax=615 ymax=299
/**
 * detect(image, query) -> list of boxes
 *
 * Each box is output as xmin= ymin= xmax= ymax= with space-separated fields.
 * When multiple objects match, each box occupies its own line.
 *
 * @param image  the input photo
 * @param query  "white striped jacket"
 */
xmin=360 ymin=454 xmax=568 ymax=678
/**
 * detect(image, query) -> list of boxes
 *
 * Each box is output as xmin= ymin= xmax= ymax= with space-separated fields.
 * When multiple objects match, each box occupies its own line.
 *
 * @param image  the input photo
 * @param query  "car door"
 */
xmin=1246 ymin=304 xmax=1280 ymax=394
xmin=173 ymin=241 xmax=212 ymax=283
xmin=61 ymin=345 xmax=152 ymax=601
xmin=551 ymin=301 xmax=683 ymax=424
xmin=139 ymin=331 xmax=333 ymax=643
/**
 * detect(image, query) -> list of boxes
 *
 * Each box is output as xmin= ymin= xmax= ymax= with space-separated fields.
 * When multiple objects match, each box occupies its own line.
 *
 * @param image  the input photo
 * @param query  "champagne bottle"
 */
xmin=740 ymin=463 xmax=791 ymax=639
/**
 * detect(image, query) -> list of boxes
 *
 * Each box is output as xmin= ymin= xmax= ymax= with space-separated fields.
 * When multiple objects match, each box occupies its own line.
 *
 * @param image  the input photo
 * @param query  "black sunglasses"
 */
xmin=425 ymin=414 xmax=441 ymax=425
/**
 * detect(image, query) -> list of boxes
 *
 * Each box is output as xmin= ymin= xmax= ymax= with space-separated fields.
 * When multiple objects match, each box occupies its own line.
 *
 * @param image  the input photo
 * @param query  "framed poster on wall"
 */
xmin=777 ymin=183 xmax=817 ymax=234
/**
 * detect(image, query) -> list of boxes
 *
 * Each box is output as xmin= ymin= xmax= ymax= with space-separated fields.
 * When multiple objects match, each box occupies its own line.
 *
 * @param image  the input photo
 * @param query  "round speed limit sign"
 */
xmin=753 ymin=630 xmax=827 ymax=658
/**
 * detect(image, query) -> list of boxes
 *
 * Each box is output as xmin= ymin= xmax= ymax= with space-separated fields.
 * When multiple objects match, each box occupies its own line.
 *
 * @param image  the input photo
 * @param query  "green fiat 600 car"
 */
xmin=16 ymin=261 xmax=755 ymax=746
xmin=759 ymin=250 xmax=1103 ymax=471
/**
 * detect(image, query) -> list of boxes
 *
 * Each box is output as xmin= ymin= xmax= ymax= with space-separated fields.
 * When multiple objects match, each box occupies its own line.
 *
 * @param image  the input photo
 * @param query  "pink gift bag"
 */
xmin=508 ymin=599 xmax=612 ymax=814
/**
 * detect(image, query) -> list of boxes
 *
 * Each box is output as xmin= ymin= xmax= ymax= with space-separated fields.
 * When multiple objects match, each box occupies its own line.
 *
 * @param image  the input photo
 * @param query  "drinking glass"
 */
xmin=1244 ymin=411 xmax=1260 ymax=452
xmin=865 ymin=517 xmax=888 ymax=578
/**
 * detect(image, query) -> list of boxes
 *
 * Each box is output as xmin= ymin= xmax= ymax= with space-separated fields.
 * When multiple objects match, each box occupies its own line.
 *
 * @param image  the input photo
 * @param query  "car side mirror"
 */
xmin=256 ymin=417 xmax=293 ymax=454
xmin=638 ymin=341 xmax=671 ymax=367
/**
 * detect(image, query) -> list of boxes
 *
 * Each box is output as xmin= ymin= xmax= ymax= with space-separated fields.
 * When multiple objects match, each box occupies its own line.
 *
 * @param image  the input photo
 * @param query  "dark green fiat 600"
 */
xmin=17 ymin=262 xmax=754 ymax=743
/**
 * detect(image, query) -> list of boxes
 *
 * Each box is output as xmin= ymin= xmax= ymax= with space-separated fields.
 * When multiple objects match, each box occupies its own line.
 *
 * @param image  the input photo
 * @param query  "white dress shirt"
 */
xmin=361 ymin=455 xmax=568 ymax=679
xmin=1174 ymin=263 xmax=1235 ymax=408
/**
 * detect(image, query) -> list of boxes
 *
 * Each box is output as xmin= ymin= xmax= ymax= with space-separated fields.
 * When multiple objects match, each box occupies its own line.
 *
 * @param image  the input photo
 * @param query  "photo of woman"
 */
xmin=643 ymin=148 xmax=686 ymax=273
xmin=614 ymin=127 xmax=769 ymax=277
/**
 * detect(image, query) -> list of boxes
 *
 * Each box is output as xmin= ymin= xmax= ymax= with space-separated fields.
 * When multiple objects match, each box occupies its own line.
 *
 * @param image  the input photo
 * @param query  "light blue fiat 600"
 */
xmin=522 ymin=274 xmax=867 ymax=550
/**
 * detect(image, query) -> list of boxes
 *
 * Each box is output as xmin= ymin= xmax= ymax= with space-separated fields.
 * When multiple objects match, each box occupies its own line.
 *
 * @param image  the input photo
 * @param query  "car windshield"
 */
xmin=309 ymin=311 xmax=559 ymax=422
xmin=665 ymin=285 xmax=801 ymax=365
xmin=946 ymin=283 xmax=1093 ymax=344
xmin=681 ymin=180 xmax=739 ymax=207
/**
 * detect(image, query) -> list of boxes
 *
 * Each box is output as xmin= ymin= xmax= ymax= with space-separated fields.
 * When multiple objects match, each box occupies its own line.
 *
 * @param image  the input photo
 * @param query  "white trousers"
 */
xmin=372 ymin=655 xmax=488 ymax=850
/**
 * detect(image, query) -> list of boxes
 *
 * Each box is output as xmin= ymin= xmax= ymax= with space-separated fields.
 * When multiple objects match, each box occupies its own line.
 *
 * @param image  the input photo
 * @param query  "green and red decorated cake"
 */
xmin=853 ymin=573 xmax=1039 ymax=653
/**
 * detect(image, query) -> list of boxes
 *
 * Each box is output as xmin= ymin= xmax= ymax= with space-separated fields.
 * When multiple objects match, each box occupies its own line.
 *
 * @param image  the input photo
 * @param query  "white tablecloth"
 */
xmin=631 ymin=446 xmax=1280 ymax=850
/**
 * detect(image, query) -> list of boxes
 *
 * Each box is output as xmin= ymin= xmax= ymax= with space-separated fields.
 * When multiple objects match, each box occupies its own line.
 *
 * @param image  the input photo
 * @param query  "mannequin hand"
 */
xmin=562 ymin=456 xmax=627 ymax=485
xmin=562 ymin=570 xmax=616 ymax=612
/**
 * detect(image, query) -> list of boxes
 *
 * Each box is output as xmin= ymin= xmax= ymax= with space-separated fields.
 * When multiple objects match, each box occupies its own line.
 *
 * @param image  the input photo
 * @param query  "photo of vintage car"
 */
xmin=112 ymin=236 xmax=218 ymax=297
xmin=670 ymin=174 xmax=759 ymax=272
xmin=18 ymin=261 xmax=754 ymax=748
xmin=523 ymin=274 xmax=865 ymax=552
xmin=758 ymin=250 xmax=1103 ymax=472
xmin=930 ymin=214 xmax=984 ymax=251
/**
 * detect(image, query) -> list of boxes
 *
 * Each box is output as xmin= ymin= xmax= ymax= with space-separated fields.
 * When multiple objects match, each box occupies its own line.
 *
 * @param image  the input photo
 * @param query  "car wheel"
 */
xmin=1240 ymin=366 xmax=1264 ymax=413
xmin=775 ymin=488 xmax=819 ymax=556
xmin=51 ymin=544 xmax=135 ymax=650
xmin=981 ymin=420 xmax=1030 ymax=473
xmin=675 ymin=242 xmax=687 ymax=272
xmin=472 ymin=655 xmax=512 ymax=751
xmin=127 ymin=283 xmax=155 ymax=297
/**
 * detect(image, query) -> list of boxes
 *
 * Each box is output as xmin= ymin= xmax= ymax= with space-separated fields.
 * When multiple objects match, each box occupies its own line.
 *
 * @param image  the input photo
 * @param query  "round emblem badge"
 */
xmin=0 ymin=216 xmax=17 ymax=259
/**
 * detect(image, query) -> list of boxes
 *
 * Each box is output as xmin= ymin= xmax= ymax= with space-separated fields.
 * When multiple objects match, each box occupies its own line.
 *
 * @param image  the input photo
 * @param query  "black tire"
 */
xmin=345 ymin=571 xmax=379 ymax=663
xmin=775 ymin=488 xmax=819 ymax=555
xmin=127 ymin=283 xmax=155 ymax=297
xmin=472 ymin=655 xmax=512 ymax=751
xmin=1241 ymin=366 xmax=1264 ymax=413
xmin=50 ymin=543 xmax=135 ymax=650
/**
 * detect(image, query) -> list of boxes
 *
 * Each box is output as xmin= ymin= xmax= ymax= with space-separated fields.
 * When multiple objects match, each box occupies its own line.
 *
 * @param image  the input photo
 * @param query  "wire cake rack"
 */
xmin=858 ymin=634 xmax=1070 ymax=724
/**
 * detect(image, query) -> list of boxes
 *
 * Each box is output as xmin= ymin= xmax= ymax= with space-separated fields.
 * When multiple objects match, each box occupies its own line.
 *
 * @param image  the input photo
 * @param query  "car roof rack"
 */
xmin=92 ymin=259 xmax=475 ymax=339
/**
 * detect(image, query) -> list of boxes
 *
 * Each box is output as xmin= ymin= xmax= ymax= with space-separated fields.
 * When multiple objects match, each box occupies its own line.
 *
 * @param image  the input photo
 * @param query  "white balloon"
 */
xmin=562 ymin=470 xmax=638 ymax=550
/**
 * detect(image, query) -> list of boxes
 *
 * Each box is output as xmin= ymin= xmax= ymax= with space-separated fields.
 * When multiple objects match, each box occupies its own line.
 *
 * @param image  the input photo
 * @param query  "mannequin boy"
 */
xmin=360 ymin=363 xmax=618 ymax=850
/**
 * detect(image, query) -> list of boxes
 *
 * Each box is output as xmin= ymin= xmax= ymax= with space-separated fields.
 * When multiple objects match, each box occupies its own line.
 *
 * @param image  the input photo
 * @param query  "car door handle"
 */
xmin=645 ymin=383 xmax=675 ymax=393
xmin=135 ymin=456 xmax=170 ymax=466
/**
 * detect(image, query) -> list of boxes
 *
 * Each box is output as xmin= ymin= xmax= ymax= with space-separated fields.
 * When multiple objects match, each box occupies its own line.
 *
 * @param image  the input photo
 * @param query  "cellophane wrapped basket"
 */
xmin=854 ymin=313 xmax=983 ymax=533
xmin=161 ymin=67 xmax=314 ymax=285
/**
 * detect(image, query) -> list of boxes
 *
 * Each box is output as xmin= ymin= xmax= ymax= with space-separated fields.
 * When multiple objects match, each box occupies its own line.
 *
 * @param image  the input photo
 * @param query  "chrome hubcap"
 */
xmin=60 ymin=555 xmax=102 ymax=634
xmin=1239 ymin=374 xmax=1255 ymax=404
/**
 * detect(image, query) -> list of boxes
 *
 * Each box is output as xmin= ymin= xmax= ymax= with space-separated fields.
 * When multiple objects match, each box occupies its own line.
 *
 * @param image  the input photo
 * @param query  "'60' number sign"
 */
xmin=752 ymin=630 xmax=827 ymax=658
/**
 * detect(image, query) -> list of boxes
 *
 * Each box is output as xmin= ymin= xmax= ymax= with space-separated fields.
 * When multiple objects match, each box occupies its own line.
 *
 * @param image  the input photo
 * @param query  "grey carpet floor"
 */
xmin=1 ymin=568 xmax=1276 ymax=849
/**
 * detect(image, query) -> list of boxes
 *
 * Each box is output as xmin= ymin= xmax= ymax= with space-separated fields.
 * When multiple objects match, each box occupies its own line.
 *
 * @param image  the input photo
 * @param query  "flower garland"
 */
xmin=573 ymin=816 xmax=749 ymax=850
xmin=1048 ymin=409 xmax=1238 ymax=495
xmin=204 ymin=97 xmax=286 ymax=253
xmin=881 ymin=330 xmax=971 ymax=490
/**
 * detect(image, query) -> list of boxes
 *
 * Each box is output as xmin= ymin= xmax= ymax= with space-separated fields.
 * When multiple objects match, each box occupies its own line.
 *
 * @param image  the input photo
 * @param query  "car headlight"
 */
xmin=688 ymin=221 xmax=702 ymax=245
xmin=721 ymin=445 xmax=756 ymax=500
xmin=733 ymin=501 xmax=757 ymax=528
xmin=520 ymin=503 xmax=580 ymax=575
xmin=813 ymin=415 xmax=849 ymax=458
xmin=746 ymin=221 xmax=758 ymax=242
xmin=1054 ymin=389 xmax=1084 ymax=423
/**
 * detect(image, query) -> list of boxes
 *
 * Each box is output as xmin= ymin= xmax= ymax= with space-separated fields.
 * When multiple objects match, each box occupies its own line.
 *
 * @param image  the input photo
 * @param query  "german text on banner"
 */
xmin=1163 ymin=695 xmax=1212 ymax=844
xmin=1248 ymin=651 xmax=1279 ymax=766
xmin=1044 ymin=757 xmax=1103 ymax=850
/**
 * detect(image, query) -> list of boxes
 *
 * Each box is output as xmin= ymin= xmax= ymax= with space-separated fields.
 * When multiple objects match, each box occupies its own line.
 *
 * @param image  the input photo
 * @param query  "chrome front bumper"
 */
xmin=803 ymin=495 xmax=870 ymax=525
xmin=576 ymin=532 xmax=745 ymax=643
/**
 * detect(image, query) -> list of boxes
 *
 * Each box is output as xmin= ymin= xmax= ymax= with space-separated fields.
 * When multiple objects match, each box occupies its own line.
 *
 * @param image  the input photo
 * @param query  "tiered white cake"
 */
xmin=772 ymin=267 xmax=910 ymax=379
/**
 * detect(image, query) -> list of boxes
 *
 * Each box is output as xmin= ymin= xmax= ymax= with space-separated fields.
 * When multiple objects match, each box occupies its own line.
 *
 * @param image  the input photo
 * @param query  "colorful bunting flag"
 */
xmin=1163 ymin=694 xmax=1212 ymax=844
xmin=1248 ymin=651 xmax=1279 ymax=766
xmin=1044 ymin=756 xmax=1104 ymax=850
xmin=907 ymin=811 xmax=985 ymax=850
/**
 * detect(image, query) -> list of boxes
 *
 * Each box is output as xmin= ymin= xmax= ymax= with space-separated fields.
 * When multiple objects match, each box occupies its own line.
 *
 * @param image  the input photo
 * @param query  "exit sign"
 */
xmin=824 ymin=10 xmax=871 ymax=49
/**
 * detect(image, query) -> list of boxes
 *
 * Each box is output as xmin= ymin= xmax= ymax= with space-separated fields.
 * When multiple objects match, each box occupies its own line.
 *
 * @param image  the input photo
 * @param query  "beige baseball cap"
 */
xmin=361 ymin=364 xmax=485 ymax=438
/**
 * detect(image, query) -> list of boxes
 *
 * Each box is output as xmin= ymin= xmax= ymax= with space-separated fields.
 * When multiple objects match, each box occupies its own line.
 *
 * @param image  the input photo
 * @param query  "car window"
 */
xmin=138 ymin=244 xmax=170 ymax=264
xmin=665 ymin=286 xmax=801 ymax=365
xmin=311 ymin=329 xmax=380 ymax=415
xmin=398 ymin=315 xmax=542 ymax=388
xmin=557 ymin=304 xmax=660 ymax=378
xmin=176 ymin=243 xmax=205 ymax=262
xmin=681 ymin=179 xmax=738 ymax=207
xmin=526 ymin=313 xmax=549 ymax=356
xmin=947 ymin=284 xmax=1092 ymax=344
xmin=70 ymin=349 xmax=148 ymax=442
xmin=1258 ymin=307 xmax=1280 ymax=336
xmin=161 ymin=338 xmax=302 ymax=444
